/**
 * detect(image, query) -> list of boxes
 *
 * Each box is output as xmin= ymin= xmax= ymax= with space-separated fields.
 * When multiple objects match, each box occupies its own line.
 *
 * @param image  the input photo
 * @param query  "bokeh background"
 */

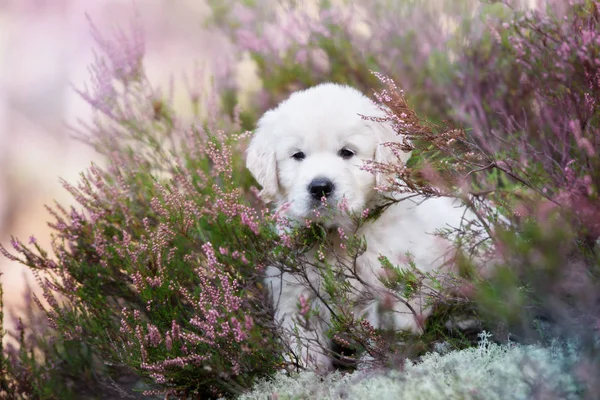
xmin=0 ymin=0 xmax=254 ymax=335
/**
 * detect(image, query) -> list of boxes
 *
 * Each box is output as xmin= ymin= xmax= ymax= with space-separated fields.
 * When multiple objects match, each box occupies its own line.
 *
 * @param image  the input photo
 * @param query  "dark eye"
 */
xmin=338 ymin=148 xmax=355 ymax=160
xmin=292 ymin=151 xmax=305 ymax=161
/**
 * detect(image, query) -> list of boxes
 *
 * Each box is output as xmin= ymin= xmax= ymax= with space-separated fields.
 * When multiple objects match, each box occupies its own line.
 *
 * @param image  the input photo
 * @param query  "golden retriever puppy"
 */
xmin=247 ymin=83 xmax=469 ymax=370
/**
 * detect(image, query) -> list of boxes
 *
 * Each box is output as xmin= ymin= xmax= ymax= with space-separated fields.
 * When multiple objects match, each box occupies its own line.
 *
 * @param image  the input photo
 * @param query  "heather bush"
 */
xmin=211 ymin=0 xmax=526 ymax=122
xmin=0 ymin=17 xmax=288 ymax=399
xmin=359 ymin=0 xmax=600 ymax=360
xmin=436 ymin=0 xmax=600 ymax=347
xmin=1 ymin=0 xmax=599 ymax=398
xmin=0 ymin=280 xmax=68 ymax=399
xmin=0 ymin=281 xmax=111 ymax=399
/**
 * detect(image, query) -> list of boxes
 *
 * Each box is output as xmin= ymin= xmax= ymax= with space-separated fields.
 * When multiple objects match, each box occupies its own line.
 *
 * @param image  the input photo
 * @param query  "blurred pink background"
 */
xmin=0 ymin=0 xmax=239 ymax=334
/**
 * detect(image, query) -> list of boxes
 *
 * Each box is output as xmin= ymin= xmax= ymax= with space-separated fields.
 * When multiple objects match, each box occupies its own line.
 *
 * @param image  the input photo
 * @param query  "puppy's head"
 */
xmin=247 ymin=83 xmax=409 ymax=226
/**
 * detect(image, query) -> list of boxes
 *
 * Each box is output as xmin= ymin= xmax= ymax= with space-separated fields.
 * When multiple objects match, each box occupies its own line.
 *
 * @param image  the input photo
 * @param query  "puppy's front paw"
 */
xmin=305 ymin=349 xmax=333 ymax=372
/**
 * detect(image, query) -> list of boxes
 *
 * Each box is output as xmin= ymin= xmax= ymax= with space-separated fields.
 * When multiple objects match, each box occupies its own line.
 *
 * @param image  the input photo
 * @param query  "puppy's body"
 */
xmin=247 ymin=83 xmax=469 ymax=370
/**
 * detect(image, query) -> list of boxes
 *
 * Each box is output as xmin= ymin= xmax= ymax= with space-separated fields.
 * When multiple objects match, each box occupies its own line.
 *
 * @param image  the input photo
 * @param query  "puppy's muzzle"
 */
xmin=308 ymin=178 xmax=335 ymax=201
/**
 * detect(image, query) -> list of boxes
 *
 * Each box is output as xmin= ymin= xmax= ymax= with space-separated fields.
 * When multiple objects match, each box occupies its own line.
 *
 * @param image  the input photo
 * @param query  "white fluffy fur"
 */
xmin=247 ymin=83 xmax=469 ymax=370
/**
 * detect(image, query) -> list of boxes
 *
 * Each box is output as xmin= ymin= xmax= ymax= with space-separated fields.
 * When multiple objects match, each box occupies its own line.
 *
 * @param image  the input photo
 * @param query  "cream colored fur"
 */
xmin=247 ymin=83 xmax=469 ymax=370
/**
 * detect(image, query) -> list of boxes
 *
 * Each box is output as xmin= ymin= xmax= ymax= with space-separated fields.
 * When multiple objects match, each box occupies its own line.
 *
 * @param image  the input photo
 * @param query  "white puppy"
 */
xmin=246 ymin=83 xmax=469 ymax=370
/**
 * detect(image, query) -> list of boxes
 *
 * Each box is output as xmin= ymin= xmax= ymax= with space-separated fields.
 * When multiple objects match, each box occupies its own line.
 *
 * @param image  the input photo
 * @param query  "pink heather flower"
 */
xmin=244 ymin=315 xmax=254 ymax=331
xmin=86 ymin=13 xmax=145 ymax=83
xmin=120 ymin=316 xmax=133 ymax=335
xmin=235 ymin=29 xmax=266 ymax=53
xmin=337 ymin=227 xmax=348 ymax=248
xmin=240 ymin=210 xmax=260 ymax=234
xmin=298 ymin=294 xmax=310 ymax=316
xmin=295 ymin=48 xmax=309 ymax=64
xmin=146 ymin=276 xmax=162 ymax=288
xmin=317 ymin=250 xmax=325 ymax=261
xmin=171 ymin=320 xmax=181 ymax=342
xmin=146 ymin=324 xmax=162 ymax=347
xmin=272 ymin=203 xmax=296 ymax=230
xmin=148 ymin=373 xmax=167 ymax=385
xmin=15 ymin=318 xmax=24 ymax=333
xmin=132 ymin=271 xmax=144 ymax=292
xmin=230 ymin=317 xmax=248 ymax=342
xmin=337 ymin=197 xmax=350 ymax=212
xmin=165 ymin=333 xmax=172 ymax=351
xmin=201 ymin=242 xmax=219 ymax=270
xmin=231 ymin=3 xmax=256 ymax=25
xmin=231 ymin=361 xmax=241 ymax=376
xmin=280 ymin=233 xmax=293 ymax=248
xmin=320 ymin=196 xmax=328 ymax=207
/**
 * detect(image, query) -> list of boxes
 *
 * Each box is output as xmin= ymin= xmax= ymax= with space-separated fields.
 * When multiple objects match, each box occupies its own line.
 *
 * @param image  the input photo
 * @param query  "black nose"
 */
xmin=308 ymin=178 xmax=335 ymax=200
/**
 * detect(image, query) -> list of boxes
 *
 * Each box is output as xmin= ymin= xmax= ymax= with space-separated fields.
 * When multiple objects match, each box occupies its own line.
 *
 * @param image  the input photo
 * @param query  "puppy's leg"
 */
xmin=390 ymin=297 xmax=430 ymax=333
xmin=265 ymin=266 xmax=333 ymax=371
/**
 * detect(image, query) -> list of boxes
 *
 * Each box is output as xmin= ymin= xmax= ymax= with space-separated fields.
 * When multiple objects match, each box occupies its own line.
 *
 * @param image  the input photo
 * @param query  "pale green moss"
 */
xmin=239 ymin=334 xmax=582 ymax=400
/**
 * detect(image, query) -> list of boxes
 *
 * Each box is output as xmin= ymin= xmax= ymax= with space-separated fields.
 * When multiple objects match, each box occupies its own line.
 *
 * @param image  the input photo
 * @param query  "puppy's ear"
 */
xmin=246 ymin=111 xmax=280 ymax=203
xmin=372 ymin=120 xmax=411 ymax=187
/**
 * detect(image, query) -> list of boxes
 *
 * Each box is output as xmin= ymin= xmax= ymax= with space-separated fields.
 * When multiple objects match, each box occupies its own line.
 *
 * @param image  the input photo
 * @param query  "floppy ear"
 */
xmin=246 ymin=111 xmax=280 ymax=203
xmin=372 ymin=120 xmax=411 ymax=187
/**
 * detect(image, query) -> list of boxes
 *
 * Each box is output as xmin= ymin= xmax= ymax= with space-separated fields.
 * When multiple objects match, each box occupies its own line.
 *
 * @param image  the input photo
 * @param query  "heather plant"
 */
xmin=367 ymin=68 xmax=599 ymax=350
xmin=436 ymin=0 xmax=600 ymax=347
xmin=357 ymin=2 xmax=600 ymax=388
xmin=0 ymin=279 xmax=68 ymax=399
xmin=0 ymin=280 xmax=110 ymax=399
xmin=0 ymin=16 xmax=293 ymax=399
xmin=210 ymin=0 xmax=529 ymax=123
xmin=260 ymin=202 xmax=476 ymax=372
xmin=1 ymin=0 xmax=600 ymax=398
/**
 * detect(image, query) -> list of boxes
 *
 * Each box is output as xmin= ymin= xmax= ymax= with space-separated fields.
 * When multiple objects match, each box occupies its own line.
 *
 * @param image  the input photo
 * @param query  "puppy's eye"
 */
xmin=291 ymin=151 xmax=306 ymax=161
xmin=338 ymin=148 xmax=355 ymax=160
